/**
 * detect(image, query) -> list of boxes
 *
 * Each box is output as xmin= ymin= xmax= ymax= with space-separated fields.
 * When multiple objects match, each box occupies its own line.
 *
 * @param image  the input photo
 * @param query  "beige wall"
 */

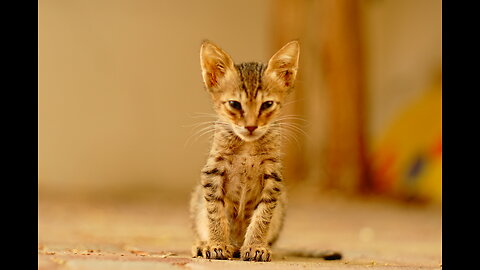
xmin=39 ymin=0 xmax=441 ymax=196
xmin=38 ymin=0 xmax=270 ymax=194
xmin=364 ymin=0 xmax=442 ymax=139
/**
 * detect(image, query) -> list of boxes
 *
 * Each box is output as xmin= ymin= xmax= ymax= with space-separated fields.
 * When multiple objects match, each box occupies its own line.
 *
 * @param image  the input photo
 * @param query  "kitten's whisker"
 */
xmin=185 ymin=128 xmax=216 ymax=148
xmin=188 ymin=121 xmax=230 ymax=144
xmin=189 ymin=124 xmax=219 ymax=135
xmin=277 ymin=123 xmax=309 ymax=137
xmin=275 ymin=114 xmax=308 ymax=122
xmin=282 ymin=98 xmax=304 ymax=107
xmin=272 ymin=122 xmax=309 ymax=131
xmin=278 ymin=113 xmax=305 ymax=117
xmin=272 ymin=120 xmax=308 ymax=131
xmin=272 ymin=127 xmax=301 ymax=149
xmin=271 ymin=122 xmax=309 ymax=146
xmin=274 ymin=122 xmax=307 ymax=130
xmin=193 ymin=128 xmax=217 ymax=143
xmin=275 ymin=117 xmax=308 ymax=122
xmin=189 ymin=119 xmax=230 ymax=128
xmin=272 ymin=122 xmax=304 ymax=131
xmin=282 ymin=126 xmax=310 ymax=143
xmin=182 ymin=121 xmax=220 ymax=128
xmin=272 ymin=125 xmax=296 ymax=140
xmin=184 ymin=124 xmax=220 ymax=148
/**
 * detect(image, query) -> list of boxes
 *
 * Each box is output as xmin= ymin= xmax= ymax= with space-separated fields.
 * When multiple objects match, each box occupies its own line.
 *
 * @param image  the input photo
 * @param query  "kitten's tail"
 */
xmin=275 ymin=248 xmax=342 ymax=260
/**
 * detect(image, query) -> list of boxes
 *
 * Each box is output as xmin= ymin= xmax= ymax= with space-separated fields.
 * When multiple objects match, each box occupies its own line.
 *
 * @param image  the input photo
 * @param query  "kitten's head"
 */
xmin=199 ymin=40 xmax=300 ymax=142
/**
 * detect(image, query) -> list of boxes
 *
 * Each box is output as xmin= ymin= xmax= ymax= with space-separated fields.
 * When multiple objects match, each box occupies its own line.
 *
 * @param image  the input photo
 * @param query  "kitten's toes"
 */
xmin=192 ymin=241 xmax=206 ymax=258
xmin=240 ymin=246 xmax=271 ymax=262
xmin=201 ymin=243 xmax=234 ymax=260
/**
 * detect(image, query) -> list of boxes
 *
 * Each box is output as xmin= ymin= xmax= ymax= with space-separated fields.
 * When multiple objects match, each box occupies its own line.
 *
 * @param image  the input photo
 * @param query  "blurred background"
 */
xmin=38 ymin=0 xmax=441 ymax=204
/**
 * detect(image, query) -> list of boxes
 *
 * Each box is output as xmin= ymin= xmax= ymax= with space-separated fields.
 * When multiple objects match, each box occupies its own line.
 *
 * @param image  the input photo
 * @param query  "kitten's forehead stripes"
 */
xmin=235 ymin=62 xmax=266 ymax=100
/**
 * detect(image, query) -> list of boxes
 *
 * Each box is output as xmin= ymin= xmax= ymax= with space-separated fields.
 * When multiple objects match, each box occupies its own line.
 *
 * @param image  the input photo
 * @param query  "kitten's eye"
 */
xmin=261 ymin=101 xmax=274 ymax=110
xmin=228 ymin=100 xmax=242 ymax=110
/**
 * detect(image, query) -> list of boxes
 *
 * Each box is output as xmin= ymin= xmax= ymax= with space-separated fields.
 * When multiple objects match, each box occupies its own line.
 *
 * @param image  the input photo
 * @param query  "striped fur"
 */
xmin=190 ymin=40 xmax=299 ymax=262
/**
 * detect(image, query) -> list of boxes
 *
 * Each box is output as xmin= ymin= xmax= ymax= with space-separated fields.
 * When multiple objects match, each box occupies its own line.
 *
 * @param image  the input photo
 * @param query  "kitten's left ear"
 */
xmin=264 ymin=40 xmax=300 ymax=91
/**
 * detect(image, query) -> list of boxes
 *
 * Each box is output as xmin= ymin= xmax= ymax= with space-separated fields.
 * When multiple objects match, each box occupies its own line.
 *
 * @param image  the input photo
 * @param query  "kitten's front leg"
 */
xmin=200 ymin=166 xmax=234 ymax=260
xmin=241 ymin=172 xmax=283 ymax=262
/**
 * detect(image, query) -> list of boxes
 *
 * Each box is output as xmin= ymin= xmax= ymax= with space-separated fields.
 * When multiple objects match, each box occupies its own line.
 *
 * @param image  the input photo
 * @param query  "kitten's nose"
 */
xmin=245 ymin=126 xmax=258 ymax=133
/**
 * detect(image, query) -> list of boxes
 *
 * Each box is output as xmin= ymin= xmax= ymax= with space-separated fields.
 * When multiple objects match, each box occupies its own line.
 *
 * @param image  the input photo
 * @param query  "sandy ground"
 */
xmin=38 ymin=188 xmax=441 ymax=269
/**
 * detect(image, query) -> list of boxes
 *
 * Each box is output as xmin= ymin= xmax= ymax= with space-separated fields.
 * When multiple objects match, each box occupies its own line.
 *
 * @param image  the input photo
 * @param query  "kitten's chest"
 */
xmin=224 ymin=153 xmax=264 ymax=202
xmin=231 ymin=153 xmax=261 ymax=178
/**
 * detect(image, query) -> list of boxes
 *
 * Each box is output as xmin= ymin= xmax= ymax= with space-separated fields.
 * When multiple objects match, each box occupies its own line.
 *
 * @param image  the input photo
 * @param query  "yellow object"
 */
xmin=371 ymin=80 xmax=442 ymax=202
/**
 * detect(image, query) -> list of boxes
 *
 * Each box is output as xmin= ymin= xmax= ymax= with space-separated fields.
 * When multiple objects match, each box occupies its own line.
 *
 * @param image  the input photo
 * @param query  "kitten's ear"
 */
xmin=200 ymin=40 xmax=236 ymax=90
xmin=264 ymin=40 xmax=300 ymax=90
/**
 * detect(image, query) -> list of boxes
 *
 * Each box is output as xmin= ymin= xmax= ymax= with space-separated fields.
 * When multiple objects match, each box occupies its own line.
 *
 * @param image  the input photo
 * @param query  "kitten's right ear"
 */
xmin=200 ymin=40 xmax=236 ymax=90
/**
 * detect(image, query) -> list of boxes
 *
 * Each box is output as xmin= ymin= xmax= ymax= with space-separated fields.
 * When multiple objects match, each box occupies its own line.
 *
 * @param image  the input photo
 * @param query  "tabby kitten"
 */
xmin=189 ymin=40 xmax=299 ymax=262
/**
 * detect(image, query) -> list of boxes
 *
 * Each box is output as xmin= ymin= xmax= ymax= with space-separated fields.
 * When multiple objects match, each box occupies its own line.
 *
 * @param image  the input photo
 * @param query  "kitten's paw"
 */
xmin=201 ymin=243 xmax=234 ymax=260
xmin=192 ymin=241 xmax=206 ymax=258
xmin=240 ymin=245 xmax=271 ymax=262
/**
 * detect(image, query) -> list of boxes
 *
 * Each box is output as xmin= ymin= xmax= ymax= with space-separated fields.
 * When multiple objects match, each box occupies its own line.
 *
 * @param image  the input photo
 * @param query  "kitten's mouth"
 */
xmin=232 ymin=125 xmax=268 ymax=142
xmin=238 ymin=133 xmax=263 ymax=142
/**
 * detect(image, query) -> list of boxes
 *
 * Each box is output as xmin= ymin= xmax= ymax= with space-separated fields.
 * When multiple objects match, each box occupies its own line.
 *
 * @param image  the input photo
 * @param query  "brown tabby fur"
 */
xmin=190 ymin=40 xmax=300 ymax=262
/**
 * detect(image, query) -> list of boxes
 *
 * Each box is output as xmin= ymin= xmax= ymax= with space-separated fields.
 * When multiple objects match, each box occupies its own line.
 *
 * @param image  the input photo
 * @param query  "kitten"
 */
xmin=189 ymin=40 xmax=298 ymax=262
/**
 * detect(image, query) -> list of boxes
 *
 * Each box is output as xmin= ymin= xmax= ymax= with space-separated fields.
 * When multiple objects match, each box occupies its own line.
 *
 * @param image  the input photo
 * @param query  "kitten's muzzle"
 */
xmin=231 ymin=124 xmax=266 ymax=142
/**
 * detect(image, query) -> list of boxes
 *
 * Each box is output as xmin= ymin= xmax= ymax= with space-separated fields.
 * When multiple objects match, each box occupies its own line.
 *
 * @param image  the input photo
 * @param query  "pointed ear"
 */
xmin=200 ymin=40 xmax=236 ymax=90
xmin=264 ymin=40 xmax=300 ymax=90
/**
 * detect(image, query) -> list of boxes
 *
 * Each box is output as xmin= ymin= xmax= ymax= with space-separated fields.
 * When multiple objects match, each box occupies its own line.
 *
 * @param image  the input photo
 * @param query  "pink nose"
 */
xmin=245 ymin=126 xmax=257 ymax=133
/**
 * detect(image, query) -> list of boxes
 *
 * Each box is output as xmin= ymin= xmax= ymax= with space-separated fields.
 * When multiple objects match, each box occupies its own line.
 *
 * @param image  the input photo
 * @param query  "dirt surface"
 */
xmin=38 ymin=188 xmax=441 ymax=269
